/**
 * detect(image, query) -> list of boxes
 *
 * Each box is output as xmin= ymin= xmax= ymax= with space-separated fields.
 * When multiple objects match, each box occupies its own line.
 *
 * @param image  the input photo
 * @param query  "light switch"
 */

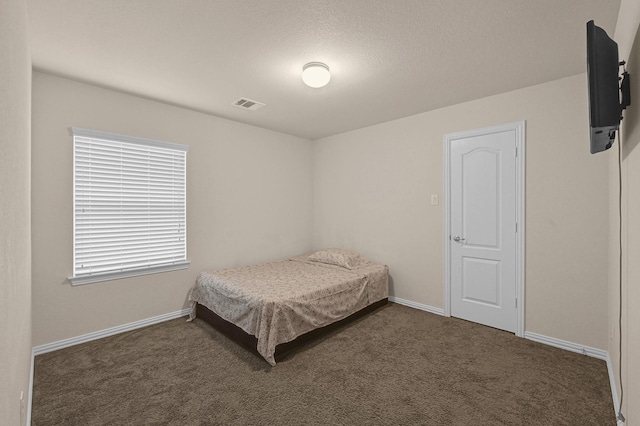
xmin=431 ymin=194 xmax=439 ymax=206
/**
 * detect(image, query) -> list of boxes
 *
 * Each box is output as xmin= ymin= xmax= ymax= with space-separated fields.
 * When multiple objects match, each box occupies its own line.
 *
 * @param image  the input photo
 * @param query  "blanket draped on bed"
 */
xmin=189 ymin=254 xmax=388 ymax=365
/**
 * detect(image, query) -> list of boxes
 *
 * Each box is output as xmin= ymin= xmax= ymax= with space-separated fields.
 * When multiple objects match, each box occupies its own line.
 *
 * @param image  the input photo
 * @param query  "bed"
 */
xmin=188 ymin=249 xmax=389 ymax=366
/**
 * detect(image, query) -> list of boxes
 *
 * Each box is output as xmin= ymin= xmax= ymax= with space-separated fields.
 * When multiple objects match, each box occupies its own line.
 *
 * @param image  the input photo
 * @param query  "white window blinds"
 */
xmin=70 ymin=128 xmax=189 ymax=285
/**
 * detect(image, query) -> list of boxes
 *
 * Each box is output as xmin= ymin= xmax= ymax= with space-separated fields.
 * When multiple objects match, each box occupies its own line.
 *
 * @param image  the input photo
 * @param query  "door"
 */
xmin=445 ymin=122 xmax=524 ymax=334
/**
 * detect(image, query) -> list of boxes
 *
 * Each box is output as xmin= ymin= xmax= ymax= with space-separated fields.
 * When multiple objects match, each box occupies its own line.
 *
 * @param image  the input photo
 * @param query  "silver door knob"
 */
xmin=453 ymin=236 xmax=465 ymax=242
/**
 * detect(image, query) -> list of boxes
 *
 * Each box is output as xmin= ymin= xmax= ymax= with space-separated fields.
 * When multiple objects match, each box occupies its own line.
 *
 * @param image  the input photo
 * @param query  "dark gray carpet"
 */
xmin=32 ymin=303 xmax=614 ymax=425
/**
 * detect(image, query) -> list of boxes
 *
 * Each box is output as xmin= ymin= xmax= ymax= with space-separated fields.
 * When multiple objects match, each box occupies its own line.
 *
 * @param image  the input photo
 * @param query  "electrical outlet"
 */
xmin=431 ymin=194 xmax=439 ymax=206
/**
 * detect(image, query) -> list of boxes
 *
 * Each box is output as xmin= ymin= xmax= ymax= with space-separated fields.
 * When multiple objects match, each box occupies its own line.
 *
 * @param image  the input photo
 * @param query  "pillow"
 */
xmin=308 ymin=248 xmax=365 ymax=270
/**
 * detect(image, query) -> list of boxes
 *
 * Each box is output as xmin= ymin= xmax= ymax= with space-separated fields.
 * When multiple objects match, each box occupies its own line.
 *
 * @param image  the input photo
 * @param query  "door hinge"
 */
xmin=516 ymin=222 xmax=518 ymax=233
xmin=515 ymin=298 xmax=518 ymax=308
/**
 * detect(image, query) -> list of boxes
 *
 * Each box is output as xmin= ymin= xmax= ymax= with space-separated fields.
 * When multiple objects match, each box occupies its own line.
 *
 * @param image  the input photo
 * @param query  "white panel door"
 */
xmin=449 ymin=128 xmax=517 ymax=333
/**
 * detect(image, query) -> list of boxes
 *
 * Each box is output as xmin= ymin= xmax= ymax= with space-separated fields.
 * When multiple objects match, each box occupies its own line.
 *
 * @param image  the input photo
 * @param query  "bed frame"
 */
xmin=196 ymin=298 xmax=388 ymax=363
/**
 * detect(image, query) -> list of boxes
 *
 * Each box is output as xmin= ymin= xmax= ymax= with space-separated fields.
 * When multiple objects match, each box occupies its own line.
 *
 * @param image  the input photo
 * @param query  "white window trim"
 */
xmin=69 ymin=127 xmax=190 ymax=286
xmin=69 ymin=262 xmax=190 ymax=286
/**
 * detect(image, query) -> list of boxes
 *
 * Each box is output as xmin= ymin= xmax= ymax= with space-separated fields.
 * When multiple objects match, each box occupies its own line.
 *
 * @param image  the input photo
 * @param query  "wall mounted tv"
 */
xmin=586 ymin=20 xmax=630 ymax=154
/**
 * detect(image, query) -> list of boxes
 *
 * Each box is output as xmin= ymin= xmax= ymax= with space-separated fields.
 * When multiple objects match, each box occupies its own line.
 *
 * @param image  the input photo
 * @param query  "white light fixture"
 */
xmin=302 ymin=62 xmax=331 ymax=88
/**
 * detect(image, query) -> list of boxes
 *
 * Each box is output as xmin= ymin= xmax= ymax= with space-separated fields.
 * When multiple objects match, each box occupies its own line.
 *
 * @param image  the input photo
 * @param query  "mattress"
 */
xmin=189 ymin=252 xmax=389 ymax=365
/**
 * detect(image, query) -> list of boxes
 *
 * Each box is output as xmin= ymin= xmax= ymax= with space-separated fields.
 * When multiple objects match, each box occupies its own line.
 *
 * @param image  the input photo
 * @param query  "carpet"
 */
xmin=32 ymin=303 xmax=614 ymax=425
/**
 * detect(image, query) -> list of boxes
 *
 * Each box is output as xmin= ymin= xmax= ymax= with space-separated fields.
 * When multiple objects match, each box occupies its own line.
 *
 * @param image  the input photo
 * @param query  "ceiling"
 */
xmin=27 ymin=0 xmax=621 ymax=140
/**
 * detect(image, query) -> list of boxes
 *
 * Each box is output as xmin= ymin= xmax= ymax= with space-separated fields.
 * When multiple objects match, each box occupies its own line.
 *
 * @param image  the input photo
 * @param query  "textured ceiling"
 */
xmin=27 ymin=0 xmax=621 ymax=140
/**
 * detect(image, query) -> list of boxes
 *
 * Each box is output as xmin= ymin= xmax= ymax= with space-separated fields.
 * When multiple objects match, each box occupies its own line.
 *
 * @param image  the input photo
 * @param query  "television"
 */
xmin=586 ymin=20 xmax=630 ymax=154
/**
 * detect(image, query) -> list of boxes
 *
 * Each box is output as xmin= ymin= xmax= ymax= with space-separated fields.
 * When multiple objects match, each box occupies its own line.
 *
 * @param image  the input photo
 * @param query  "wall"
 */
xmin=313 ymin=74 xmax=610 ymax=351
xmin=611 ymin=0 xmax=640 ymax=422
xmin=31 ymin=72 xmax=313 ymax=347
xmin=0 ymin=0 xmax=32 ymax=424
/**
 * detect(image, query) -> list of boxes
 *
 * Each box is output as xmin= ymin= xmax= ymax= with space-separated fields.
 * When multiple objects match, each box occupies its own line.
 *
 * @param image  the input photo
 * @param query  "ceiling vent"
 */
xmin=232 ymin=97 xmax=265 ymax=111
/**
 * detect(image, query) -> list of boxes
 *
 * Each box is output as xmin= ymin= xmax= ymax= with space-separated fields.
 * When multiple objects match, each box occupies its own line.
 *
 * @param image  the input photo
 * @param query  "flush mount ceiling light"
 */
xmin=301 ymin=62 xmax=331 ymax=88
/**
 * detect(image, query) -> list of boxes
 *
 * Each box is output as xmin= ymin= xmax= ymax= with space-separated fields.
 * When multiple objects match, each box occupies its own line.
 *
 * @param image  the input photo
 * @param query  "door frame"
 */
xmin=443 ymin=120 xmax=526 ymax=337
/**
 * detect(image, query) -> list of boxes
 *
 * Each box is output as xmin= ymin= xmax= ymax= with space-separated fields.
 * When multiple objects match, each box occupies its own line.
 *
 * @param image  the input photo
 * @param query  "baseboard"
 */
xmin=388 ymin=296 xmax=445 ymax=316
xmin=26 ymin=347 xmax=34 ymax=426
xmin=32 ymin=308 xmax=191 ymax=356
xmin=524 ymin=331 xmax=621 ymax=424
xmin=605 ymin=351 xmax=625 ymax=425
xmin=524 ymin=331 xmax=607 ymax=359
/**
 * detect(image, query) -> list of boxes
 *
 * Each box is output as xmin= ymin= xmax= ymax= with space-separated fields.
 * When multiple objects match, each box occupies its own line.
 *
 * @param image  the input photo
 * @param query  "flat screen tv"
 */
xmin=586 ymin=20 xmax=630 ymax=154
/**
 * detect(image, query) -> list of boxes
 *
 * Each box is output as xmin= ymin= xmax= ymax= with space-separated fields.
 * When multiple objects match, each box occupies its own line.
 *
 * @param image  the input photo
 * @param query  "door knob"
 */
xmin=453 ymin=236 xmax=465 ymax=242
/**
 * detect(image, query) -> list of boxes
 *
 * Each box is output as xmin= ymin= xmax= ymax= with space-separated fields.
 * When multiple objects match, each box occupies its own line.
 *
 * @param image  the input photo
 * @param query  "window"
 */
xmin=70 ymin=127 xmax=189 ymax=285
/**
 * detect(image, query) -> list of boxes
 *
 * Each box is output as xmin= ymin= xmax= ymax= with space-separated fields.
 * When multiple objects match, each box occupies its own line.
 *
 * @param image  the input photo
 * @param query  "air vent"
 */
xmin=232 ymin=97 xmax=265 ymax=111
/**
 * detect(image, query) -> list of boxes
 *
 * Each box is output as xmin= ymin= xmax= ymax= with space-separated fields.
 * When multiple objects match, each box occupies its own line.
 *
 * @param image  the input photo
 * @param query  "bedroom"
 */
xmin=2 ymin=0 xmax=640 ymax=424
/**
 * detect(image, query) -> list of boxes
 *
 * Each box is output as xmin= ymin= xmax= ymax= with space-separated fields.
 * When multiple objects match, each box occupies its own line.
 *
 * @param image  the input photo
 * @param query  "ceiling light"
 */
xmin=302 ymin=62 xmax=331 ymax=88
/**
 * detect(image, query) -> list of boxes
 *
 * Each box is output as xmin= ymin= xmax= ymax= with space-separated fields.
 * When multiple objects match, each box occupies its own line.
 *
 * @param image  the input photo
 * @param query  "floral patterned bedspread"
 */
xmin=188 ymin=254 xmax=389 ymax=365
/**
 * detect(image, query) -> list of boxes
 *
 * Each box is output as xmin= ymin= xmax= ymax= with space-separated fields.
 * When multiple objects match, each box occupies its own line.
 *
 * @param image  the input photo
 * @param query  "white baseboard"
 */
xmin=388 ymin=296 xmax=445 ymax=316
xmin=26 ymin=347 xmax=34 ymax=426
xmin=32 ymin=308 xmax=191 ymax=356
xmin=524 ymin=331 xmax=621 ymax=424
xmin=524 ymin=331 xmax=608 ymax=359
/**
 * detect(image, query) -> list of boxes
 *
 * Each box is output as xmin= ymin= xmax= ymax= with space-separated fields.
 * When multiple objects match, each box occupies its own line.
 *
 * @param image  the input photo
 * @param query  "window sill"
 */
xmin=68 ymin=261 xmax=191 ymax=286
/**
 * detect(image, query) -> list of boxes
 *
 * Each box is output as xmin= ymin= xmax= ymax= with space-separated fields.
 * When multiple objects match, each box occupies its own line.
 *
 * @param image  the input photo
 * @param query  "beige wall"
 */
xmin=313 ymin=74 xmax=610 ymax=350
xmin=31 ymin=72 xmax=313 ymax=347
xmin=0 ymin=0 xmax=32 ymax=424
xmin=611 ymin=1 xmax=640 ymax=422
